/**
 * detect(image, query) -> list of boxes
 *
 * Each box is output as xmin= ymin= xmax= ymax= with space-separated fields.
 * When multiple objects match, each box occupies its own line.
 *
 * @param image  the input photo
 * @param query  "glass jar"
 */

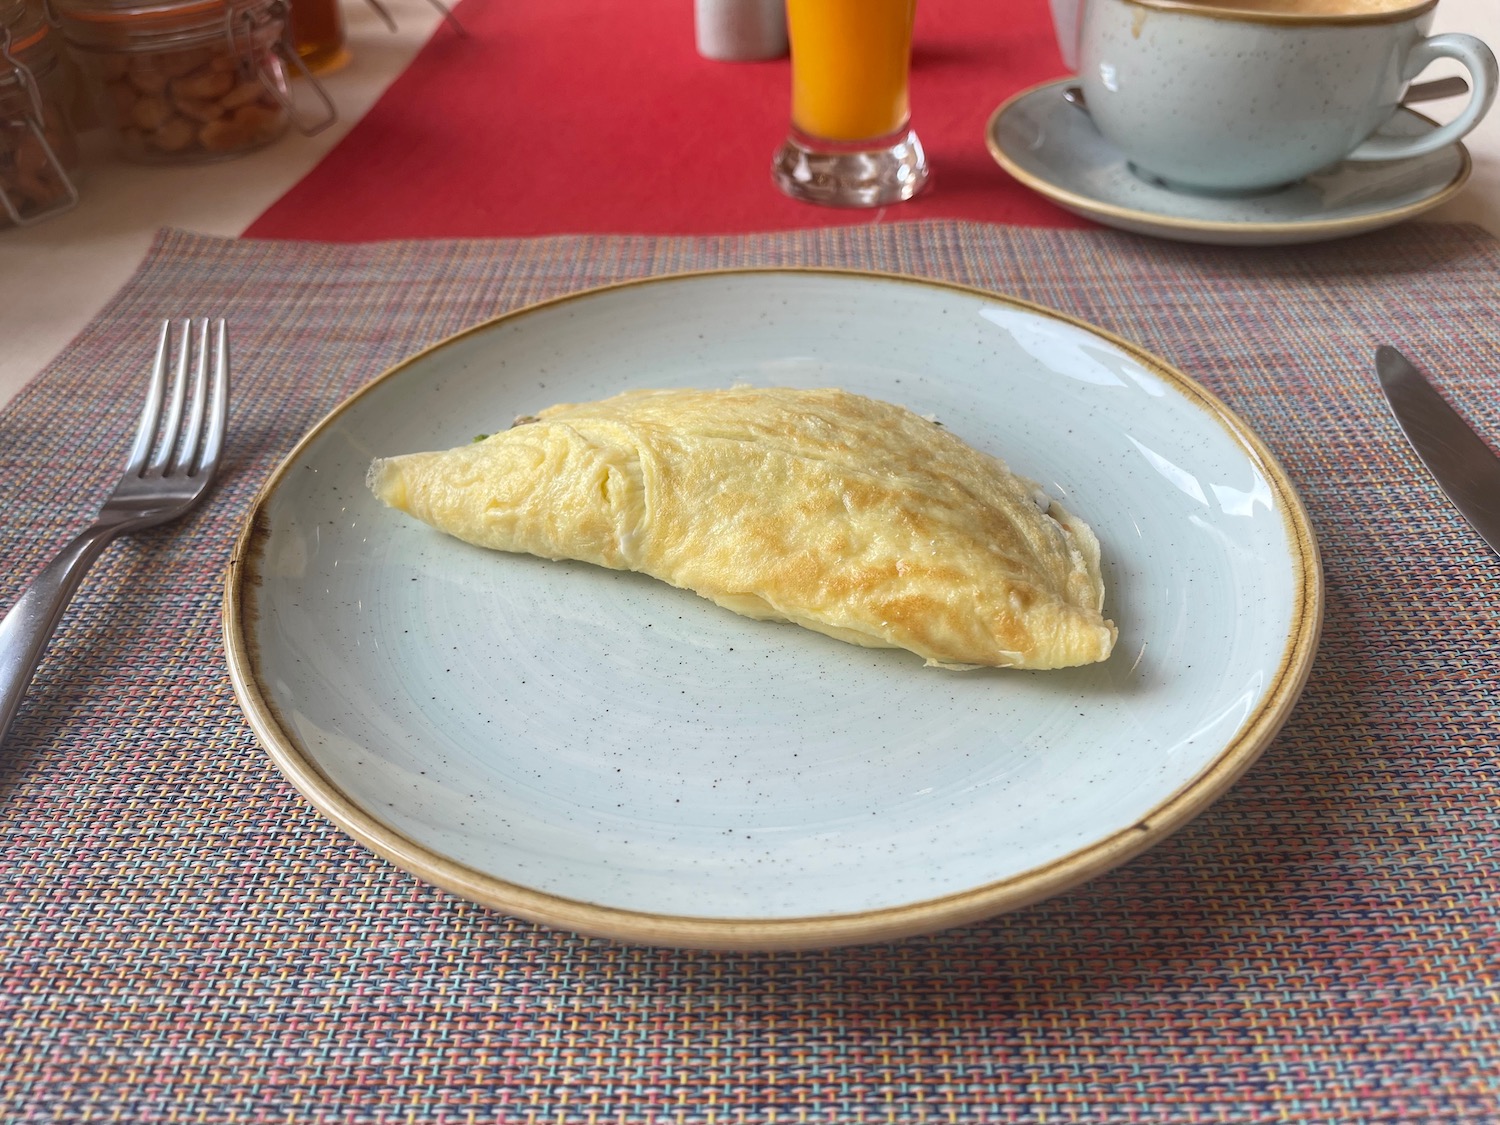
xmin=287 ymin=0 xmax=346 ymax=74
xmin=1 ymin=0 xmax=82 ymax=225
xmin=57 ymin=0 xmax=334 ymax=164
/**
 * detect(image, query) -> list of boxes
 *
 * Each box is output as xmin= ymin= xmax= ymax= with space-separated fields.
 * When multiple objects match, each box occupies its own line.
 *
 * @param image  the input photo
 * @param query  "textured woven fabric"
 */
xmin=3 ymin=221 xmax=1499 ymax=1123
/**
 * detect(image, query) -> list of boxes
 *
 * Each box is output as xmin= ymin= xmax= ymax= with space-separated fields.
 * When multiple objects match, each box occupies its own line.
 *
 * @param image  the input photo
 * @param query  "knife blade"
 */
xmin=1376 ymin=345 xmax=1500 ymax=558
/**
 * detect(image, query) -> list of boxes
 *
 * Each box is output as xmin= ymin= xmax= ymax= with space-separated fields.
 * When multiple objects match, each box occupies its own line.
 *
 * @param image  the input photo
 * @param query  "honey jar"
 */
xmin=56 ymin=0 xmax=334 ymax=163
xmin=1 ymin=0 xmax=81 ymax=225
xmin=287 ymin=0 xmax=346 ymax=74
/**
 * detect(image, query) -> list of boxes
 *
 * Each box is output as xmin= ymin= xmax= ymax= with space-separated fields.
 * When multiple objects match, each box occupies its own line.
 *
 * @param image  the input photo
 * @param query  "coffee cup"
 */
xmin=1077 ymin=0 xmax=1498 ymax=195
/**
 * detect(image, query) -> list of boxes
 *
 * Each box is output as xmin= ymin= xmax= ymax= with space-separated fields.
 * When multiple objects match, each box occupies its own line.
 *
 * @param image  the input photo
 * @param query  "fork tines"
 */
xmin=127 ymin=318 xmax=229 ymax=479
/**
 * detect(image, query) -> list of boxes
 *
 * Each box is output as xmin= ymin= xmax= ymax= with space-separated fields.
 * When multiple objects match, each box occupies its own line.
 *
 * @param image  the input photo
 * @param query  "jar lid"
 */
xmin=60 ymin=0 xmax=236 ymax=15
xmin=7 ymin=22 xmax=46 ymax=50
xmin=56 ymin=0 xmax=278 ymax=49
xmin=2 ymin=0 xmax=52 ymax=54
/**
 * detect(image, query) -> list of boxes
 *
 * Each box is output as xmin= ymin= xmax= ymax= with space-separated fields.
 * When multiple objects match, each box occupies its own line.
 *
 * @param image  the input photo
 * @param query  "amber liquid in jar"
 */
xmin=289 ymin=0 xmax=348 ymax=74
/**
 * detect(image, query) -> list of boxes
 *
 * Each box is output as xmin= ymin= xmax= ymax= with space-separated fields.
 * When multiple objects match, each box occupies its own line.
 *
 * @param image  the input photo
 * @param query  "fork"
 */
xmin=0 ymin=319 xmax=229 ymax=749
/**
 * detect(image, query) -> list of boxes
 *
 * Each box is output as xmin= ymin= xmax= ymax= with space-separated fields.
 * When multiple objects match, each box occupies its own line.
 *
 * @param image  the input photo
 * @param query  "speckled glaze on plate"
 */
xmin=223 ymin=270 xmax=1323 ymax=950
xmin=986 ymin=79 xmax=1471 ymax=246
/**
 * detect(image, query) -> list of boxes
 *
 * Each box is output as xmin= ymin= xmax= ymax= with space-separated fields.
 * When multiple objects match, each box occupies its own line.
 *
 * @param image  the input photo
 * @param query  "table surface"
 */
xmin=2 ymin=0 xmax=1496 ymax=409
xmin=6 ymin=7 xmax=1500 ymax=1117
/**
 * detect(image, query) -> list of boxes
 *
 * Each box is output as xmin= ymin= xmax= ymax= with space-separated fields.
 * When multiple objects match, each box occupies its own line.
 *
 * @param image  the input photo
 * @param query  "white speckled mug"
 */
xmin=1078 ymin=0 xmax=1497 ymax=194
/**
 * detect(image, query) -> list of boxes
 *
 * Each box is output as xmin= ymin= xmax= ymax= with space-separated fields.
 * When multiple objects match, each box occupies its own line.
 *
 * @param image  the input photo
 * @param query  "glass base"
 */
xmin=772 ymin=127 xmax=929 ymax=207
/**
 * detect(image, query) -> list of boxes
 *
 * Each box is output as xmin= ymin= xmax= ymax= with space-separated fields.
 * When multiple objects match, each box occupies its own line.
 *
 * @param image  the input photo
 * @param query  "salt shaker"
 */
xmin=694 ymin=0 xmax=786 ymax=62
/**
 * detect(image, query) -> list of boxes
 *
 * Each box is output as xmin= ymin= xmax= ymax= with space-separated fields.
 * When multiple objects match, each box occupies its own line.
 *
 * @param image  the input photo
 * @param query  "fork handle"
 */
xmin=0 ymin=521 xmax=125 ymax=748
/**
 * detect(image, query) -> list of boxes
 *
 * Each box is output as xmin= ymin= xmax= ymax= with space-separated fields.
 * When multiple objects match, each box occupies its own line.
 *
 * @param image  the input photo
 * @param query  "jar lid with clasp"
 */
xmin=56 ymin=0 xmax=279 ymax=50
xmin=1 ymin=0 xmax=82 ymax=225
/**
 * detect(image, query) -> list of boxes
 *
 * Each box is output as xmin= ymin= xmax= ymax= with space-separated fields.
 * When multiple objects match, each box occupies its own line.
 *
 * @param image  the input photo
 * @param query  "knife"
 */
xmin=1376 ymin=345 xmax=1500 ymax=558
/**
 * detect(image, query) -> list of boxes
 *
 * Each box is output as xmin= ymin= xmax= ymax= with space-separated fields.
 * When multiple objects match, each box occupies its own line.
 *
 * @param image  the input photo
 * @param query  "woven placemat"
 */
xmin=2 ymin=221 xmax=1498 ymax=1123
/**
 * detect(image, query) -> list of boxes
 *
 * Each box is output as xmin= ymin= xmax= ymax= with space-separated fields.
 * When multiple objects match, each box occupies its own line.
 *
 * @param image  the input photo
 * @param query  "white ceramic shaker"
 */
xmin=694 ymin=0 xmax=787 ymax=61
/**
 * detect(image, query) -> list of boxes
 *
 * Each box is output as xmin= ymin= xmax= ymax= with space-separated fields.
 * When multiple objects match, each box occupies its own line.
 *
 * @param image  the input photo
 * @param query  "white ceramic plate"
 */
xmin=225 ymin=271 xmax=1322 ymax=950
xmin=986 ymin=79 xmax=1471 ymax=246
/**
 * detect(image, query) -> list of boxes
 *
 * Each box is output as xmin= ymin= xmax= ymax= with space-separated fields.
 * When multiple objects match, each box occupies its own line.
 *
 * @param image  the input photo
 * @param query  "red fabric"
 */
xmin=246 ymin=0 xmax=1089 ymax=240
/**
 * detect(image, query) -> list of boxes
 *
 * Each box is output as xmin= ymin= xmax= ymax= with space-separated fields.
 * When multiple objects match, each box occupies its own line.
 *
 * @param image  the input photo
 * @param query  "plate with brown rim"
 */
xmin=224 ymin=269 xmax=1322 ymax=950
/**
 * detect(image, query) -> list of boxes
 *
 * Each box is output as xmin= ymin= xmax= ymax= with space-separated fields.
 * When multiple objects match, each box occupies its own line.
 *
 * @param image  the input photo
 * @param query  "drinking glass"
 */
xmin=771 ymin=0 xmax=929 ymax=207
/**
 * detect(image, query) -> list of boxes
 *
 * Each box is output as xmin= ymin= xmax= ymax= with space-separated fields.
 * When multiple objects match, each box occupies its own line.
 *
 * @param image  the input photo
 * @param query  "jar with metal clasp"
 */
xmin=54 ymin=0 xmax=335 ymax=164
xmin=0 ymin=0 xmax=81 ymax=226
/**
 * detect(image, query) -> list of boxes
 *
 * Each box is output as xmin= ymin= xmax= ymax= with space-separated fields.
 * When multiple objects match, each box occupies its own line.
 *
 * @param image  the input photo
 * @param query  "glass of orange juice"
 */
xmin=772 ymin=0 xmax=929 ymax=207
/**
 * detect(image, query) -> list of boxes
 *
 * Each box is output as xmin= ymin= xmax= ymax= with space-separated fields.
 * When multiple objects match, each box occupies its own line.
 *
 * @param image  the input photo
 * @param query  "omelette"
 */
xmin=367 ymin=387 xmax=1117 ymax=670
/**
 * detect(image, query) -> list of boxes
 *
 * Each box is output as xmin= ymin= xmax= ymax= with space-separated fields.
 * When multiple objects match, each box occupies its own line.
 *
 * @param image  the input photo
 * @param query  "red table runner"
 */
xmin=247 ymin=0 xmax=1089 ymax=240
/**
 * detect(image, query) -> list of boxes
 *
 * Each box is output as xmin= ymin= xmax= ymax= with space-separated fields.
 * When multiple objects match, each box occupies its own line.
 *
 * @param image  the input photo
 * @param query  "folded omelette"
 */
xmin=367 ymin=387 xmax=1117 ymax=670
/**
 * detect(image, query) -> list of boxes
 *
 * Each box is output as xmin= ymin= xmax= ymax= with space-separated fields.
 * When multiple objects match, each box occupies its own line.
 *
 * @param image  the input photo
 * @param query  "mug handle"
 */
xmin=1345 ymin=33 xmax=1498 ymax=162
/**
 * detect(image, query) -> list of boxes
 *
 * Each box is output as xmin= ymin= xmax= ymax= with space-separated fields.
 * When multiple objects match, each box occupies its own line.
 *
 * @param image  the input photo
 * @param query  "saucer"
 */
xmin=986 ymin=79 xmax=1472 ymax=246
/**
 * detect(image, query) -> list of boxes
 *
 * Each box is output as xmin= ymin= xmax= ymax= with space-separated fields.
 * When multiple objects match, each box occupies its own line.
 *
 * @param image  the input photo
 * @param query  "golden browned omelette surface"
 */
xmin=367 ymin=387 xmax=1117 ymax=670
